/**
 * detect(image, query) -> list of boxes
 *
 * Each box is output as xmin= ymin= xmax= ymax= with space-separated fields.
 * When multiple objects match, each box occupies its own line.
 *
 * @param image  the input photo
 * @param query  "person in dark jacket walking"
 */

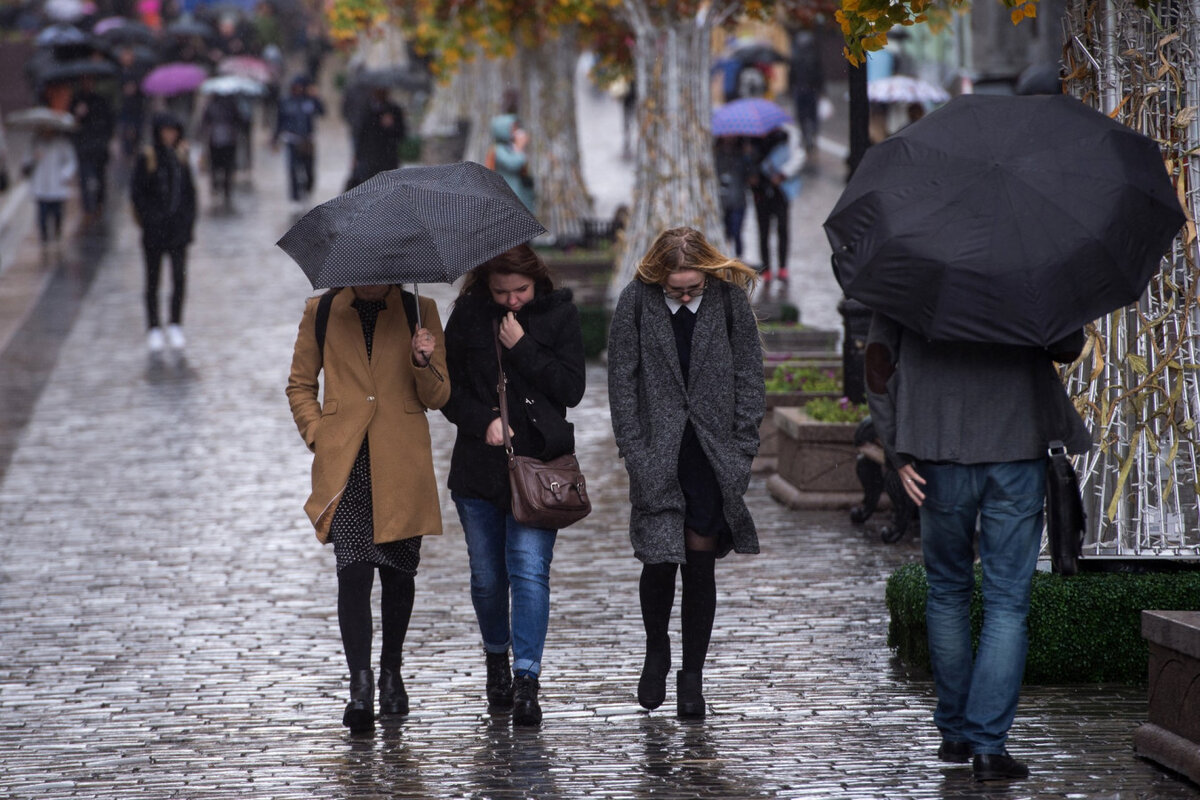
xmin=199 ymin=93 xmax=242 ymax=207
xmin=130 ymin=113 xmax=196 ymax=353
xmin=441 ymin=244 xmax=586 ymax=727
xmin=70 ymin=77 xmax=115 ymax=219
xmin=273 ymin=75 xmax=325 ymax=205
xmin=864 ymin=314 xmax=1091 ymax=781
xmin=349 ymin=88 xmax=405 ymax=188
xmin=607 ymin=226 xmax=765 ymax=719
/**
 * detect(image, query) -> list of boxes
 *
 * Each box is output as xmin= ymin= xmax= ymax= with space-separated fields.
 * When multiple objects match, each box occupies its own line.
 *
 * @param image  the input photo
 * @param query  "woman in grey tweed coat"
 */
xmin=607 ymin=226 xmax=765 ymax=719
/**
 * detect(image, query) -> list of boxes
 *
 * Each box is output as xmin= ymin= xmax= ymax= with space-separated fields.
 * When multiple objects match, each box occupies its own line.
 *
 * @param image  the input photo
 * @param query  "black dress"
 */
xmin=328 ymin=298 xmax=422 ymax=575
xmin=671 ymin=302 xmax=730 ymax=542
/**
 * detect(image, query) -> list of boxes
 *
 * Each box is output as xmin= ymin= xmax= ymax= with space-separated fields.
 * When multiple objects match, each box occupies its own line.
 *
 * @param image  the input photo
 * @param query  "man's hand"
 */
xmin=898 ymin=463 xmax=926 ymax=506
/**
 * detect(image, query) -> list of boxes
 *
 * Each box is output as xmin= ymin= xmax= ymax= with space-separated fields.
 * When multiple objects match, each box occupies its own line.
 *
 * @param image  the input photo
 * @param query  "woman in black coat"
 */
xmin=441 ymin=244 xmax=585 ymax=727
xmin=130 ymin=112 xmax=196 ymax=353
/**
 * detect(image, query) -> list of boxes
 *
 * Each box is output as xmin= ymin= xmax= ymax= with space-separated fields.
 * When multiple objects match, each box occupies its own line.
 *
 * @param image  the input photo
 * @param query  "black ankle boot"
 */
xmin=512 ymin=674 xmax=542 ymax=727
xmin=378 ymin=664 xmax=408 ymax=716
xmin=676 ymin=670 xmax=705 ymax=719
xmin=486 ymin=651 xmax=514 ymax=710
xmin=638 ymin=637 xmax=670 ymax=710
xmin=343 ymin=669 xmax=375 ymax=732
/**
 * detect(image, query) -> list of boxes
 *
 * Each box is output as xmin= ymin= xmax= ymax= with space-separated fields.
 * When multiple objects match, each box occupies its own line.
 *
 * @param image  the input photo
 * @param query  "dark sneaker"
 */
xmin=486 ymin=651 xmax=514 ymax=710
xmin=938 ymin=740 xmax=971 ymax=763
xmin=973 ymin=751 xmax=1029 ymax=781
xmin=512 ymin=675 xmax=542 ymax=727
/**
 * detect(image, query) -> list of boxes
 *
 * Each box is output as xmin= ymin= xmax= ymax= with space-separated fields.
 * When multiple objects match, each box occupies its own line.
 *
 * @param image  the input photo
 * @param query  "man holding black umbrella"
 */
xmin=70 ymin=76 xmax=114 ymax=219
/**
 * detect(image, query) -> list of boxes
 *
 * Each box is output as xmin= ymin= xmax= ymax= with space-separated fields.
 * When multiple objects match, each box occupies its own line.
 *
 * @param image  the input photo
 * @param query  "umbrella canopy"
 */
xmin=217 ymin=55 xmax=273 ymax=84
xmin=44 ymin=0 xmax=91 ymax=22
xmin=277 ymin=162 xmax=547 ymax=290
xmin=164 ymin=16 xmax=215 ymax=40
xmin=7 ymin=107 xmax=78 ymax=132
xmin=35 ymin=24 xmax=88 ymax=47
xmin=142 ymin=62 xmax=208 ymax=96
xmin=349 ymin=65 xmax=432 ymax=93
xmin=712 ymin=97 xmax=792 ymax=137
xmin=34 ymin=56 xmax=118 ymax=84
xmin=95 ymin=18 xmax=157 ymax=47
xmin=867 ymin=75 xmax=950 ymax=105
xmin=200 ymin=74 xmax=264 ymax=95
xmin=721 ymin=37 xmax=787 ymax=64
xmin=823 ymin=94 xmax=1186 ymax=347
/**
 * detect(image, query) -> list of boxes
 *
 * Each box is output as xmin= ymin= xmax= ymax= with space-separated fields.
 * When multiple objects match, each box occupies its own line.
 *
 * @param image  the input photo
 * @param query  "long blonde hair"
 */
xmin=635 ymin=226 xmax=758 ymax=290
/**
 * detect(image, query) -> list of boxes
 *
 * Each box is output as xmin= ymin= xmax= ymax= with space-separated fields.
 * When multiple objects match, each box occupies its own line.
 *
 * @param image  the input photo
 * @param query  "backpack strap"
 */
xmin=399 ymin=288 xmax=418 ymax=336
xmin=314 ymin=287 xmax=340 ymax=357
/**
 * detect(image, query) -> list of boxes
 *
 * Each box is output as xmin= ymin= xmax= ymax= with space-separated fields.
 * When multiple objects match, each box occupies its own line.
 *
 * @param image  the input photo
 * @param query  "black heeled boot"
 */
xmin=512 ymin=675 xmax=542 ymax=727
xmin=486 ymin=651 xmax=514 ymax=710
xmin=638 ymin=637 xmax=670 ymax=710
xmin=378 ymin=664 xmax=408 ymax=716
xmin=676 ymin=670 xmax=705 ymax=719
xmin=343 ymin=669 xmax=375 ymax=732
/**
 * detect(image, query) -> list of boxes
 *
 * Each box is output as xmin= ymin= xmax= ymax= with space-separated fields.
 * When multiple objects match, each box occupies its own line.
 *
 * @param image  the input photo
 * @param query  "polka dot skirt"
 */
xmin=328 ymin=298 xmax=422 ymax=575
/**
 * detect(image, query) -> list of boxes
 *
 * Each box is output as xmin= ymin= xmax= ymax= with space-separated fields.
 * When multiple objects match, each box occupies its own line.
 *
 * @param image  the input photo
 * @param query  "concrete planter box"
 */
xmin=542 ymin=253 xmax=613 ymax=306
xmin=1133 ymin=610 xmax=1200 ymax=786
xmin=754 ymin=392 xmax=841 ymax=473
xmin=759 ymin=325 xmax=840 ymax=356
xmin=768 ymin=407 xmax=862 ymax=509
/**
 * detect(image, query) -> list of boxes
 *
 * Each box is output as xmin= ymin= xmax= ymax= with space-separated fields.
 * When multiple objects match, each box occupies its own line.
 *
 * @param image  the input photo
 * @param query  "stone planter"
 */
xmin=1133 ymin=610 xmax=1200 ymax=786
xmin=759 ymin=325 xmax=840 ymax=357
xmin=755 ymin=392 xmax=841 ymax=473
xmin=768 ymin=406 xmax=863 ymax=509
xmin=541 ymin=253 xmax=613 ymax=306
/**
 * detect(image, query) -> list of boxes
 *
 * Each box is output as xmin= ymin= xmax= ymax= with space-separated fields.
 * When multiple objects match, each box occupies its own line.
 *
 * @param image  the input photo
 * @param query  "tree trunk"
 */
xmin=612 ymin=8 xmax=723 ymax=288
xmin=522 ymin=25 xmax=593 ymax=243
xmin=462 ymin=54 xmax=521 ymax=165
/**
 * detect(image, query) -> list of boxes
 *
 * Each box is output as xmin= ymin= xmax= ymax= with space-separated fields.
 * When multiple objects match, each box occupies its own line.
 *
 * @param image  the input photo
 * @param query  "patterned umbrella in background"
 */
xmin=711 ymin=97 xmax=792 ymax=137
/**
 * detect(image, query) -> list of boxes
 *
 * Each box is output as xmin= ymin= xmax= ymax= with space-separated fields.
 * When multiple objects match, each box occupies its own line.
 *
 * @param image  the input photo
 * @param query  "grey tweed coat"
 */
xmin=607 ymin=279 xmax=765 ymax=564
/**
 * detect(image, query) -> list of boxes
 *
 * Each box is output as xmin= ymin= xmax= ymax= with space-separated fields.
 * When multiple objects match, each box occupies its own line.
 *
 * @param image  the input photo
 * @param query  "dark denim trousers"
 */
xmin=917 ymin=458 xmax=1045 ymax=754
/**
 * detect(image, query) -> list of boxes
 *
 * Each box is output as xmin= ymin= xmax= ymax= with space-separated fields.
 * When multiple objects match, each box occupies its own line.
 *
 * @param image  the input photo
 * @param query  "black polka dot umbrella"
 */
xmin=277 ymin=161 xmax=546 ymax=292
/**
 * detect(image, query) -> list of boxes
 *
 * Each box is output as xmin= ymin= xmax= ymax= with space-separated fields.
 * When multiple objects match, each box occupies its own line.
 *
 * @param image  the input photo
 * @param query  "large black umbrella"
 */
xmin=277 ymin=162 xmax=546 ymax=321
xmin=824 ymin=94 xmax=1185 ymax=347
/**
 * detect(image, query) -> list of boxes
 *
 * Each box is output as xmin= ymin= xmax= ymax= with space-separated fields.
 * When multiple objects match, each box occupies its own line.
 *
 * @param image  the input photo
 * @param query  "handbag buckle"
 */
xmin=1047 ymin=439 xmax=1067 ymax=457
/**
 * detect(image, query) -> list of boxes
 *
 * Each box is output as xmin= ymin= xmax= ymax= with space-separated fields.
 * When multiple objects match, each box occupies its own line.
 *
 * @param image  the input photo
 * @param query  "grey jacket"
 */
xmin=865 ymin=313 xmax=1092 ymax=468
xmin=608 ymin=279 xmax=765 ymax=564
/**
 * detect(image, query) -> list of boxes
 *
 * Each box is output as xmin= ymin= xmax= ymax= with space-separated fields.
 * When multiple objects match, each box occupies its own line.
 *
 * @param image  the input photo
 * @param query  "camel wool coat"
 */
xmin=286 ymin=287 xmax=450 ymax=544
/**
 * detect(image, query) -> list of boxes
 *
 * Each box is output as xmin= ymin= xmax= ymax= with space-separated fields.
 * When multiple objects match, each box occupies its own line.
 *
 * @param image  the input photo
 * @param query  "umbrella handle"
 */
xmin=412 ymin=283 xmax=430 ymax=367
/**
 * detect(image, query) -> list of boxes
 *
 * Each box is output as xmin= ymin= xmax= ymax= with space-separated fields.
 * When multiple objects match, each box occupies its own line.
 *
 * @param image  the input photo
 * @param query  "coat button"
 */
xmin=367 ymin=396 xmax=375 ymax=402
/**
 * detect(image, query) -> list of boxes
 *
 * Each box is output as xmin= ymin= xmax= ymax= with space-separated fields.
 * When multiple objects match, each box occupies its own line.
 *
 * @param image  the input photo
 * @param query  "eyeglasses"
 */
xmin=663 ymin=278 xmax=707 ymax=300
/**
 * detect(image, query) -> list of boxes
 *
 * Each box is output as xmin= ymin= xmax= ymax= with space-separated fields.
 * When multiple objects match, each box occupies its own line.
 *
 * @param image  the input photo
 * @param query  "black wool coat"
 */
xmin=442 ymin=288 xmax=586 ymax=510
xmin=130 ymin=143 xmax=196 ymax=250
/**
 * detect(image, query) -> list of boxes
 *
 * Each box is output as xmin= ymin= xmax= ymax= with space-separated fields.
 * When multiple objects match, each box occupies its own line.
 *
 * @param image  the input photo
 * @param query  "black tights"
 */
xmin=143 ymin=243 xmax=187 ymax=328
xmin=337 ymin=563 xmax=415 ymax=672
xmin=639 ymin=530 xmax=718 ymax=673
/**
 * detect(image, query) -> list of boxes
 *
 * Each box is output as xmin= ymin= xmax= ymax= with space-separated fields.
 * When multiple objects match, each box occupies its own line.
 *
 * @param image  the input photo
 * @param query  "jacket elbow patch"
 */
xmin=865 ymin=342 xmax=895 ymax=395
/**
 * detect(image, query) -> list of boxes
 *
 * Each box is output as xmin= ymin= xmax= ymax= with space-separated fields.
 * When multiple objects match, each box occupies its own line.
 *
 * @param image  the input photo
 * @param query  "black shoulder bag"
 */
xmin=1038 ymin=359 xmax=1086 ymax=576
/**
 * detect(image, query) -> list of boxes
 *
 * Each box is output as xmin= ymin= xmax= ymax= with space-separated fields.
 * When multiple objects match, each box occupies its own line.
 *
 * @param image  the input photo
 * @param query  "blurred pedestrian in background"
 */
xmin=70 ymin=76 xmax=114 ymax=220
xmin=607 ymin=227 xmax=764 ymax=719
xmin=130 ymin=112 xmax=196 ymax=353
xmin=273 ymin=75 xmax=324 ymax=206
xmin=286 ymin=283 xmax=449 ymax=733
xmin=788 ymin=29 xmax=824 ymax=160
xmin=714 ymin=135 xmax=750 ymax=258
xmin=115 ymin=48 xmax=147 ymax=158
xmin=441 ymin=245 xmax=585 ymax=727
xmin=24 ymin=126 xmax=77 ymax=245
xmin=486 ymin=113 xmax=534 ymax=213
xmin=748 ymin=122 xmax=803 ymax=294
xmin=348 ymin=87 xmax=404 ymax=189
xmin=199 ymin=92 xmax=242 ymax=208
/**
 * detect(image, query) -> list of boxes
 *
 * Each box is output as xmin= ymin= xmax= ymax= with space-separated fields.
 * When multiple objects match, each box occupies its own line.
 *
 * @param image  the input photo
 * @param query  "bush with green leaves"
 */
xmin=803 ymin=396 xmax=870 ymax=423
xmin=886 ymin=562 xmax=1200 ymax=684
xmin=766 ymin=365 xmax=842 ymax=394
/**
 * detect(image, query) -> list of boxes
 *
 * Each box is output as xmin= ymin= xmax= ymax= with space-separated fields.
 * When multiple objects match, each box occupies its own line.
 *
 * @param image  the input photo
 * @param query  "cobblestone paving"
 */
xmin=1 ymin=101 xmax=1198 ymax=800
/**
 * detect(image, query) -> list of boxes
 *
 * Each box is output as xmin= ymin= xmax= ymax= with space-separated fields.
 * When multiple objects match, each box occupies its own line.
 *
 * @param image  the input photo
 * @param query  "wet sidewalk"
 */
xmin=0 ymin=80 xmax=1197 ymax=800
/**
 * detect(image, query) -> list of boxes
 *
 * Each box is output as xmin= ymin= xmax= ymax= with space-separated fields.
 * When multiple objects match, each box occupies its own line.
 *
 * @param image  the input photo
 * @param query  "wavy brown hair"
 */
xmin=635 ymin=226 xmax=758 ymax=290
xmin=459 ymin=243 xmax=555 ymax=298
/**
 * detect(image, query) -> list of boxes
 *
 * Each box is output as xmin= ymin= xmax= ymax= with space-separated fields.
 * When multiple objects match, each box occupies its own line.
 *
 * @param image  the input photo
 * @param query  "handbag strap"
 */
xmin=493 ymin=317 xmax=514 ymax=457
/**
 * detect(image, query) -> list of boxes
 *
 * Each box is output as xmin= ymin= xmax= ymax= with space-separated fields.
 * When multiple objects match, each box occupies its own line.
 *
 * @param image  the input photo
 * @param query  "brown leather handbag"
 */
xmin=495 ymin=323 xmax=591 ymax=529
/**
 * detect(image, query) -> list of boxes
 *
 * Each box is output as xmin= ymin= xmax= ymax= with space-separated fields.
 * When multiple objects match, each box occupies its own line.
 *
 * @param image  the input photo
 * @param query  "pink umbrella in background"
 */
xmin=141 ymin=62 xmax=208 ymax=96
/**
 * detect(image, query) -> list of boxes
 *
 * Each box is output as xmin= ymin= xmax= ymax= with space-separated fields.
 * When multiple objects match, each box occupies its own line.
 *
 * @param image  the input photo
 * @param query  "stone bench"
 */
xmin=1133 ymin=610 xmax=1200 ymax=785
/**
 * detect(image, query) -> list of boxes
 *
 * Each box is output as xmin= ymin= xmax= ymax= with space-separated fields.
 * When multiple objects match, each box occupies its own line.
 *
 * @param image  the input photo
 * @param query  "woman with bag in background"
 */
xmin=441 ymin=244 xmax=585 ymax=727
xmin=607 ymin=226 xmax=765 ymax=719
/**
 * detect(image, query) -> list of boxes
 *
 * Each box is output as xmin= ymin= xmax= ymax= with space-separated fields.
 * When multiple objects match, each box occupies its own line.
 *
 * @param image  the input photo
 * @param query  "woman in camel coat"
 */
xmin=287 ymin=284 xmax=449 ymax=732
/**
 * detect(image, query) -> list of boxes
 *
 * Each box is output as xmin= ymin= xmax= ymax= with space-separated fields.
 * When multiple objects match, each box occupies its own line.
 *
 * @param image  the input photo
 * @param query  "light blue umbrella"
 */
xmin=712 ymin=98 xmax=792 ymax=137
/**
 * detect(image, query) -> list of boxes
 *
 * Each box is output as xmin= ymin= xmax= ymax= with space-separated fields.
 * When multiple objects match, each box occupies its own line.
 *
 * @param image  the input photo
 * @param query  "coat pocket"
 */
xmin=322 ymin=399 xmax=339 ymax=415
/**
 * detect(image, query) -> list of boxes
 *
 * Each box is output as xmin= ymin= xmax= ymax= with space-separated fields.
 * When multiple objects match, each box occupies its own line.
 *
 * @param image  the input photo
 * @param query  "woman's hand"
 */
xmin=898 ymin=463 xmax=926 ymax=506
xmin=498 ymin=312 xmax=525 ymax=349
xmin=485 ymin=417 xmax=515 ymax=447
xmin=411 ymin=327 xmax=435 ymax=366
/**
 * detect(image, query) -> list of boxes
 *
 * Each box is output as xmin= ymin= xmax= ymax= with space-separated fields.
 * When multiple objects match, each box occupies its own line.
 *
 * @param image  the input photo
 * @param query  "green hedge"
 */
xmin=886 ymin=562 xmax=1200 ymax=684
xmin=577 ymin=304 xmax=609 ymax=359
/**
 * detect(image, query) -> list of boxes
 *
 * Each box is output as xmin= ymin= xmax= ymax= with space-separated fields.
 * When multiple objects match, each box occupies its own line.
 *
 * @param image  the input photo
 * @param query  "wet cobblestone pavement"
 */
xmin=1 ymin=100 xmax=1198 ymax=800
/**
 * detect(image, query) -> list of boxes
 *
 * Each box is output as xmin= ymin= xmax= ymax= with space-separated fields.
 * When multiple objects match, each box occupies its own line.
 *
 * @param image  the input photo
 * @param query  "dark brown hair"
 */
xmin=459 ymin=243 xmax=555 ymax=298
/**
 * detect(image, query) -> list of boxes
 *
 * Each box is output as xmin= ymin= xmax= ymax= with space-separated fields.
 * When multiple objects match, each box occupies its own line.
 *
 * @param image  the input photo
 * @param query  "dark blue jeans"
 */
xmin=918 ymin=459 xmax=1045 ymax=754
xmin=452 ymin=493 xmax=557 ymax=677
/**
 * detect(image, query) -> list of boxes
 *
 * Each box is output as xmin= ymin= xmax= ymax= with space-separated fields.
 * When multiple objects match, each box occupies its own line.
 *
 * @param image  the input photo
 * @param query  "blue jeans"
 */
xmin=452 ymin=493 xmax=557 ymax=678
xmin=918 ymin=459 xmax=1045 ymax=755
